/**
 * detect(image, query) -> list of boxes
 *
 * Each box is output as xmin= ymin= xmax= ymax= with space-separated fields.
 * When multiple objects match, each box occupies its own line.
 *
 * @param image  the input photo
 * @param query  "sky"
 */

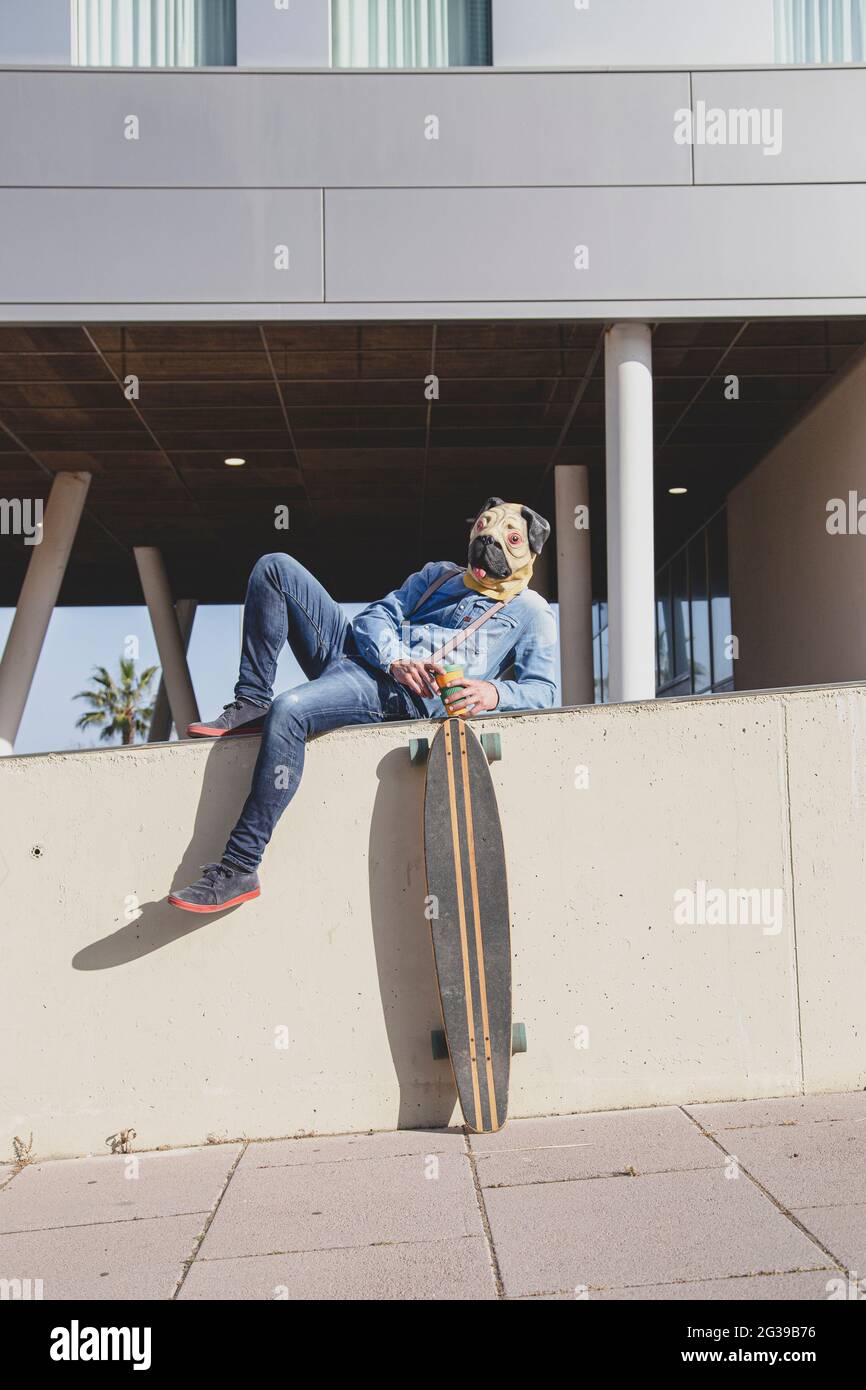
xmin=1 ymin=603 xmax=562 ymax=756
xmin=0 ymin=603 xmax=338 ymax=756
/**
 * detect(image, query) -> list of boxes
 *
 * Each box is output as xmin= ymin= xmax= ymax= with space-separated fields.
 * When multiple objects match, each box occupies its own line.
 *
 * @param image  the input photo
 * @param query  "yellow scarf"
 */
xmin=463 ymin=557 xmax=534 ymax=601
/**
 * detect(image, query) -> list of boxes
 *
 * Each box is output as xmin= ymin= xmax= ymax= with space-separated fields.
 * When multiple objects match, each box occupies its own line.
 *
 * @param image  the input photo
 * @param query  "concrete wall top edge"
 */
xmin=5 ymin=681 xmax=864 ymax=766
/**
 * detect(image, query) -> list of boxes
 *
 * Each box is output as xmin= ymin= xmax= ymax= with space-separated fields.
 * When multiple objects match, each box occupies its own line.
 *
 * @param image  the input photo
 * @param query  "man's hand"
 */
xmin=389 ymin=658 xmax=444 ymax=698
xmin=441 ymin=678 xmax=499 ymax=716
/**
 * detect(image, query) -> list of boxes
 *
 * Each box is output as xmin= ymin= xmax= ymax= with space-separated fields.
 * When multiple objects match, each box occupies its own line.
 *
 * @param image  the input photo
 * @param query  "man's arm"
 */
xmin=489 ymin=602 xmax=559 ymax=713
xmin=352 ymin=562 xmax=443 ymax=672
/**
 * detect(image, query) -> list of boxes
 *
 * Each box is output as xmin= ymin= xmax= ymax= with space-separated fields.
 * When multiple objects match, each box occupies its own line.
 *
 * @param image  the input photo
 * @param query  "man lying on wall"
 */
xmin=168 ymin=497 xmax=558 ymax=912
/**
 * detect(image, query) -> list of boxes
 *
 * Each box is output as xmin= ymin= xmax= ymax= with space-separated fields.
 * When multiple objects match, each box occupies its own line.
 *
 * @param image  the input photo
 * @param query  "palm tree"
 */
xmin=74 ymin=656 xmax=159 ymax=746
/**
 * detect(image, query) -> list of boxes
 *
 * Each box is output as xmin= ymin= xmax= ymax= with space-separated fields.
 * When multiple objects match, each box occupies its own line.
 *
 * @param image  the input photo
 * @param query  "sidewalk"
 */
xmin=1 ymin=1092 xmax=863 ymax=1300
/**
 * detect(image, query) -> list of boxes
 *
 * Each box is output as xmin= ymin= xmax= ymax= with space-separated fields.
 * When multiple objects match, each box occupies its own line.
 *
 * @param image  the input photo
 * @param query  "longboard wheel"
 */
xmin=409 ymin=737 xmax=430 ymax=765
xmin=480 ymin=732 xmax=502 ymax=764
xmin=511 ymin=1022 xmax=527 ymax=1055
xmin=431 ymin=1029 xmax=450 ymax=1061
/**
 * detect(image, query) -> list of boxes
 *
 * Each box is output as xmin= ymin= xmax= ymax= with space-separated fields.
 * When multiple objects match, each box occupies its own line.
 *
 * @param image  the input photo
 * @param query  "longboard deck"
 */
xmin=424 ymin=718 xmax=511 ymax=1133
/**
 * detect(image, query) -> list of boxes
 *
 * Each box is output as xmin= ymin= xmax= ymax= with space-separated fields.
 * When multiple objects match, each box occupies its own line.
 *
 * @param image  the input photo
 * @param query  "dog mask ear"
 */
xmin=521 ymin=505 xmax=551 ymax=556
xmin=465 ymin=496 xmax=505 ymax=526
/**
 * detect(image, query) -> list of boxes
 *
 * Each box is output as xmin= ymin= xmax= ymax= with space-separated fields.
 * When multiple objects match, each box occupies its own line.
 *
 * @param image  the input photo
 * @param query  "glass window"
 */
xmin=592 ymin=600 xmax=609 ymax=703
xmin=655 ymin=508 xmax=733 ymax=698
xmin=773 ymin=1 xmax=866 ymax=64
xmin=593 ymin=630 xmax=601 ymax=703
xmin=656 ymin=569 xmax=672 ymax=689
xmin=331 ymin=0 xmax=492 ymax=68
xmin=708 ymin=510 xmax=734 ymax=687
xmin=688 ymin=533 xmax=712 ymax=695
xmin=670 ymin=548 xmax=690 ymax=683
xmin=72 ymin=0 xmax=237 ymax=68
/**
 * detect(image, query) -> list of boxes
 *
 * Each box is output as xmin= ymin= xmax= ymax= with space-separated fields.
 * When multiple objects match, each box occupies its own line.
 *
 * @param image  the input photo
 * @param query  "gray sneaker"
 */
xmin=187 ymin=698 xmax=269 ymax=739
xmin=168 ymin=861 xmax=260 ymax=913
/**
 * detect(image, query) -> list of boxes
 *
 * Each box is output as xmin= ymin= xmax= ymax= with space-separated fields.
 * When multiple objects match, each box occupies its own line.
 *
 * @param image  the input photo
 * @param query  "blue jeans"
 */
xmin=224 ymin=553 xmax=422 ymax=872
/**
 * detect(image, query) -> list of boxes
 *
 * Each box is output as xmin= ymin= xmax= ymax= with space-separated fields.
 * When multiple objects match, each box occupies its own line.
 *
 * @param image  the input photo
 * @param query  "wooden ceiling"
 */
xmin=0 ymin=318 xmax=864 ymax=605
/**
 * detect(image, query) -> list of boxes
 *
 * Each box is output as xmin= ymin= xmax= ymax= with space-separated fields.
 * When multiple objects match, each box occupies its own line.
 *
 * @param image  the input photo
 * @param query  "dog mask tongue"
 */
xmin=464 ymin=501 xmax=536 ymax=601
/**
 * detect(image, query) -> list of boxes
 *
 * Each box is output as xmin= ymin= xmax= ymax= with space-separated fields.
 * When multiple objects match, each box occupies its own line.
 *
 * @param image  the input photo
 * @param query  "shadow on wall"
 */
xmin=71 ymin=740 xmax=258 ymax=970
xmin=367 ymin=745 xmax=457 ymax=1130
xmin=68 ymin=731 xmax=459 ymax=1129
xmin=68 ymin=729 xmax=458 ymax=1130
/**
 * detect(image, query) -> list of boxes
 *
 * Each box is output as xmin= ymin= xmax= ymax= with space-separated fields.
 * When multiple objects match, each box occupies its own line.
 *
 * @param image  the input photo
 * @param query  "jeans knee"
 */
xmin=253 ymin=551 xmax=302 ymax=585
xmin=269 ymin=688 xmax=310 ymax=735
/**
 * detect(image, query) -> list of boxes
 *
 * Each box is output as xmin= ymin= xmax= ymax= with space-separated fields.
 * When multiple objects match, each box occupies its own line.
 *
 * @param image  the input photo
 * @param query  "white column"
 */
xmin=0 ymin=470 xmax=91 ymax=756
xmin=604 ymin=323 xmax=656 ymax=703
xmin=133 ymin=548 xmax=200 ymax=737
xmin=555 ymin=464 xmax=594 ymax=705
xmin=147 ymin=598 xmax=197 ymax=743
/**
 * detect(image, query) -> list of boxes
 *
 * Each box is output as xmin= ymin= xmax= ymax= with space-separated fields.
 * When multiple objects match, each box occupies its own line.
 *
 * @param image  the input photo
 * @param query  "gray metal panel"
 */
xmin=236 ymin=0 xmax=330 ymax=67
xmin=0 ymin=70 xmax=691 ymax=187
xmin=692 ymin=69 xmax=866 ymax=184
xmin=324 ymin=186 xmax=866 ymax=302
xmin=0 ymin=189 xmax=323 ymax=302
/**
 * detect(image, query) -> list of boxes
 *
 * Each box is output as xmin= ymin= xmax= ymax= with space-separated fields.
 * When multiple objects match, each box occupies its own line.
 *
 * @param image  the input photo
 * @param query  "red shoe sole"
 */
xmin=168 ymin=888 xmax=261 ymax=913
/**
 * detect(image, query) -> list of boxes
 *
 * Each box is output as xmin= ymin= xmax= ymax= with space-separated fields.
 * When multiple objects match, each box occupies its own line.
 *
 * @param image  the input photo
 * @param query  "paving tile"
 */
xmin=686 ymin=1092 xmax=866 ymax=1132
xmin=0 ymin=1145 xmax=242 ymax=1234
xmin=593 ymin=1270 xmax=839 ymax=1300
xmin=512 ymin=1271 xmax=838 ymax=1300
xmin=0 ymin=1214 xmax=203 ymax=1300
xmin=239 ymin=1128 xmax=465 ymax=1172
xmin=793 ymin=1204 xmax=866 ymax=1275
xmin=199 ymin=1152 xmax=481 ymax=1260
xmin=469 ymin=1107 xmax=719 ymax=1188
xmin=484 ymin=1166 xmax=827 ymax=1298
xmin=709 ymin=1122 xmax=866 ymax=1209
xmin=180 ymin=1235 xmax=495 ymax=1300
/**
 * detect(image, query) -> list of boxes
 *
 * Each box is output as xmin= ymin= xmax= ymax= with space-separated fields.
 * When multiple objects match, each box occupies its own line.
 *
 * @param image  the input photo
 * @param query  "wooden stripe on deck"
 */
xmin=443 ymin=720 xmax=483 ymax=1132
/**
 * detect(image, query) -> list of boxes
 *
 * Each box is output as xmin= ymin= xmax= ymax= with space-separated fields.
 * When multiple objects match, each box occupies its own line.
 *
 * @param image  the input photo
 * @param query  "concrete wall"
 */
xmin=1 ymin=684 xmax=864 ymax=1160
xmin=1 ymin=64 xmax=865 ymax=321
xmin=728 ymin=350 xmax=866 ymax=692
xmin=492 ymin=0 xmax=775 ymax=67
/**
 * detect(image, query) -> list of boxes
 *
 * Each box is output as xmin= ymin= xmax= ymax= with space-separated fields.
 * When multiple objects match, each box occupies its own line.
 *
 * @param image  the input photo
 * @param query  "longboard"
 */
xmin=414 ymin=717 xmax=524 ymax=1133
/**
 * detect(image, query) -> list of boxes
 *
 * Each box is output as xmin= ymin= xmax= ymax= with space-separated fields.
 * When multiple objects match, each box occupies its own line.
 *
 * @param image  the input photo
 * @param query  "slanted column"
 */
xmin=133 ymin=547 xmax=199 ymax=737
xmin=0 ymin=470 xmax=91 ymax=756
xmin=147 ymin=598 xmax=197 ymax=742
xmin=604 ymin=324 xmax=656 ymax=703
xmin=554 ymin=464 xmax=594 ymax=705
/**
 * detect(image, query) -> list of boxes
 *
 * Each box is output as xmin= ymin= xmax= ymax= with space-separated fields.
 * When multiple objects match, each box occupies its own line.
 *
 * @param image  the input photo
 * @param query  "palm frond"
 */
xmin=73 ymin=651 xmax=164 ymax=746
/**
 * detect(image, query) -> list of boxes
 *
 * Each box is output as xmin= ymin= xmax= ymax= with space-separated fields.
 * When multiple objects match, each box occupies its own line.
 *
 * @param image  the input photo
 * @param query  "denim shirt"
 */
xmin=351 ymin=561 xmax=558 ymax=716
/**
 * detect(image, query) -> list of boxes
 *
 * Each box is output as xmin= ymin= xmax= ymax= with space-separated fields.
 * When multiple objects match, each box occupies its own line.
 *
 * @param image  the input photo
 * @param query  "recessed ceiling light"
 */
xmin=224 ymin=456 xmax=246 ymax=467
xmin=668 ymin=486 xmax=687 ymax=495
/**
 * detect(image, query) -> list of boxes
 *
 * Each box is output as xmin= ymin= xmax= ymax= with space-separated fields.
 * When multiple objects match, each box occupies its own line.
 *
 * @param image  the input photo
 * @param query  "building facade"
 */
xmin=1 ymin=0 xmax=865 ymax=750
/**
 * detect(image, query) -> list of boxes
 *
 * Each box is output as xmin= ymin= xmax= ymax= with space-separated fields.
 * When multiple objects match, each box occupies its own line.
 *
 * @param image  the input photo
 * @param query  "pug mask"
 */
xmin=464 ymin=498 xmax=551 ymax=602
